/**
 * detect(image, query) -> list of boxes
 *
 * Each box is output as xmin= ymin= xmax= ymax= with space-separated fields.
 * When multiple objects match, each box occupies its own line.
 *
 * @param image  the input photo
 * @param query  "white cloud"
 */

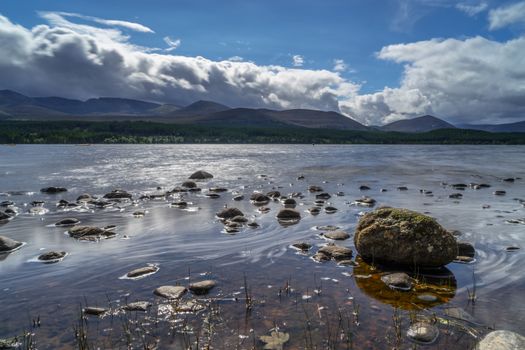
xmin=163 ymin=36 xmax=181 ymax=52
xmin=227 ymin=56 xmax=244 ymax=62
xmin=333 ymin=59 xmax=348 ymax=72
xmin=489 ymin=1 xmax=525 ymax=30
xmin=456 ymin=2 xmax=488 ymax=16
xmin=0 ymin=13 xmax=359 ymax=115
xmin=347 ymin=35 xmax=525 ymax=125
xmin=292 ymin=54 xmax=304 ymax=67
xmin=40 ymin=11 xmax=154 ymax=33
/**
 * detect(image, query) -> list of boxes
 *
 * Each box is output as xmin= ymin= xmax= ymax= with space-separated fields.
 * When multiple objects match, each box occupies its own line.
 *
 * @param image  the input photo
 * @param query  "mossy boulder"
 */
xmin=354 ymin=208 xmax=457 ymax=267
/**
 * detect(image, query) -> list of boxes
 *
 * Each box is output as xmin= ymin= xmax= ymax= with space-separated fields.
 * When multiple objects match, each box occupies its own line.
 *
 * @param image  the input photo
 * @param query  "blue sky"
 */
xmin=1 ymin=0 xmax=525 ymax=124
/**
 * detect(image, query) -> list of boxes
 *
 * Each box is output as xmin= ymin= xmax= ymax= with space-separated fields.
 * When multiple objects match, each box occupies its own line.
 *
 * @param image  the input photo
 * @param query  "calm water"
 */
xmin=0 ymin=144 xmax=524 ymax=349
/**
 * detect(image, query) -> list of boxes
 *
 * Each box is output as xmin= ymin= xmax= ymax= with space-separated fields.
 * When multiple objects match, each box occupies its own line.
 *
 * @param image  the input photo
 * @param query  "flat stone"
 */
xmin=123 ymin=301 xmax=151 ymax=312
xmin=189 ymin=280 xmax=216 ymax=295
xmin=83 ymin=307 xmax=108 ymax=316
xmin=55 ymin=218 xmax=80 ymax=226
xmin=154 ymin=285 xmax=187 ymax=300
xmin=292 ymin=242 xmax=312 ymax=251
xmin=323 ymin=230 xmax=350 ymax=240
xmin=318 ymin=244 xmax=353 ymax=260
xmin=276 ymin=209 xmax=301 ymax=220
xmin=127 ymin=266 xmax=159 ymax=278
xmin=407 ymin=322 xmax=439 ymax=344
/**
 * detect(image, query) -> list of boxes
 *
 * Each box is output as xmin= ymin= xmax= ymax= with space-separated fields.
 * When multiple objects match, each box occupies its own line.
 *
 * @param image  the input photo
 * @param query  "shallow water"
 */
xmin=0 ymin=144 xmax=524 ymax=349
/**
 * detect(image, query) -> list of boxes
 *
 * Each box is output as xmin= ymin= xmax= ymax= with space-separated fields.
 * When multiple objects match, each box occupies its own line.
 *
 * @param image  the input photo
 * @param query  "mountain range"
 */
xmin=0 ymin=90 xmax=523 ymax=133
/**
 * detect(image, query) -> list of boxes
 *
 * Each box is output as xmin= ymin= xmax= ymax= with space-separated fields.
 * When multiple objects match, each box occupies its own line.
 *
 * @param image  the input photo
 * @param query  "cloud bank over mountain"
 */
xmin=0 ymin=7 xmax=524 ymax=125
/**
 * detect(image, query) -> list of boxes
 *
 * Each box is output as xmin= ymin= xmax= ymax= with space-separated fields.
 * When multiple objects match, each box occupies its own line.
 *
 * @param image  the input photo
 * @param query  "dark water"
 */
xmin=0 ymin=144 xmax=524 ymax=349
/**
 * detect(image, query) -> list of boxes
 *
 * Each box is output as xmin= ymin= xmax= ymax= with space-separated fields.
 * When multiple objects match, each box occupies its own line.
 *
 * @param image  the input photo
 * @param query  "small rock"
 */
xmin=247 ymin=222 xmax=260 ymax=228
xmin=397 ymin=186 xmax=408 ymax=191
xmin=83 ymin=307 xmax=108 ymax=316
xmin=126 ymin=266 xmax=159 ymax=278
xmin=407 ymin=322 xmax=439 ymax=344
xmin=323 ymin=230 xmax=350 ymax=240
xmin=189 ymin=280 xmax=216 ymax=295
xmin=0 ymin=211 xmax=11 ymax=221
xmin=359 ymin=185 xmax=371 ymax=191
xmin=292 ymin=242 xmax=312 ymax=251
xmin=316 ymin=193 xmax=331 ymax=200
xmin=103 ymin=189 xmax=132 ymax=200
xmin=449 ymin=193 xmax=463 ymax=199
xmin=308 ymin=207 xmax=321 ymax=215
xmin=458 ymin=242 xmax=476 ymax=258
xmin=266 ymin=191 xmax=281 ymax=198
xmin=494 ymin=190 xmax=506 ymax=196
xmin=312 ymin=251 xmax=331 ymax=262
xmin=276 ymin=209 xmax=301 ymax=220
xmin=206 ymin=193 xmax=221 ymax=199
xmin=503 ymin=178 xmax=515 ymax=182
xmin=0 ymin=236 xmax=23 ymax=252
xmin=282 ymin=198 xmax=297 ymax=206
xmin=76 ymin=194 xmax=93 ymax=202
xmin=324 ymin=206 xmax=338 ymax=214
xmin=68 ymin=226 xmax=116 ymax=240
xmin=41 ymin=187 xmax=67 ymax=194
xmin=154 ymin=285 xmax=187 ymax=299
xmin=123 ymin=301 xmax=151 ymax=312
xmin=250 ymin=193 xmax=270 ymax=205
xmin=233 ymin=195 xmax=244 ymax=201
xmin=354 ymin=197 xmax=376 ymax=207
xmin=38 ymin=251 xmax=66 ymax=262
xmin=181 ymin=181 xmax=197 ymax=188
xmin=381 ymin=272 xmax=414 ymax=291
xmin=216 ymin=208 xmax=244 ymax=220
xmin=337 ymin=260 xmax=357 ymax=266
xmin=318 ymin=244 xmax=353 ymax=260
xmin=506 ymin=246 xmax=520 ymax=252
xmin=308 ymin=185 xmax=323 ymax=192
xmin=417 ymin=293 xmax=438 ymax=302
xmin=209 ymin=187 xmax=228 ymax=193
xmin=189 ymin=170 xmax=213 ymax=180
xmin=171 ymin=201 xmax=187 ymax=208
xmin=133 ymin=210 xmax=146 ymax=217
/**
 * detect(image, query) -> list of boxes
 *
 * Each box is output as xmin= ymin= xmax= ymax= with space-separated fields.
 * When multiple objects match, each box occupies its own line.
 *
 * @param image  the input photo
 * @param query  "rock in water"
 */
xmin=216 ymin=208 xmax=244 ymax=220
xmin=0 ymin=236 xmax=23 ymax=252
xmin=83 ymin=307 xmax=108 ymax=316
xmin=407 ymin=322 xmax=439 ymax=344
xmin=318 ymin=244 xmax=353 ymax=260
xmin=189 ymin=280 xmax=216 ymax=295
xmin=189 ymin=170 xmax=213 ymax=180
xmin=381 ymin=272 xmax=414 ymax=291
xmin=126 ymin=266 xmax=159 ymax=278
xmin=38 ymin=251 xmax=66 ymax=262
xmin=68 ymin=226 xmax=116 ymax=240
xmin=354 ymin=208 xmax=457 ymax=267
xmin=276 ymin=209 xmax=301 ymax=220
xmin=40 ymin=187 xmax=67 ymax=193
xmin=55 ymin=218 xmax=80 ymax=227
xmin=476 ymin=330 xmax=525 ymax=350
xmin=103 ymin=189 xmax=132 ymax=200
xmin=0 ymin=211 xmax=11 ymax=221
xmin=154 ymin=286 xmax=187 ymax=299
xmin=323 ymin=230 xmax=350 ymax=240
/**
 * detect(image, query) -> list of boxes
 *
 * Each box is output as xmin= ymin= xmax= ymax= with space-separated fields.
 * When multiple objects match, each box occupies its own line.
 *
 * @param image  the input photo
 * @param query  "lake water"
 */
xmin=0 ymin=144 xmax=524 ymax=349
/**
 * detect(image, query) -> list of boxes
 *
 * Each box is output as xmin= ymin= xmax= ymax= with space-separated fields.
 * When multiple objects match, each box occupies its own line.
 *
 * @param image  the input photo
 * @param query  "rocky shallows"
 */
xmin=354 ymin=207 xmax=457 ymax=267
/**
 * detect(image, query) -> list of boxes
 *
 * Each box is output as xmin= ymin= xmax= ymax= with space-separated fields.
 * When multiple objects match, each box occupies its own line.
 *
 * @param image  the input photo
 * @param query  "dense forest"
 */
xmin=1 ymin=120 xmax=524 ymax=144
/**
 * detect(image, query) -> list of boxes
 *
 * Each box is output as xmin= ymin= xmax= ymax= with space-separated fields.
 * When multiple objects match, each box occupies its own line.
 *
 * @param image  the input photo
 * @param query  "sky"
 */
xmin=0 ymin=0 xmax=524 ymax=125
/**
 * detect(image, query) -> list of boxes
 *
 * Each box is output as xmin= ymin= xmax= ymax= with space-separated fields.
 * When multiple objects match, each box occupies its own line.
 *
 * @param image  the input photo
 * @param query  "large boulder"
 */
xmin=0 ymin=236 xmax=23 ymax=252
xmin=354 ymin=208 xmax=457 ymax=267
xmin=189 ymin=170 xmax=213 ymax=180
xmin=476 ymin=330 xmax=525 ymax=350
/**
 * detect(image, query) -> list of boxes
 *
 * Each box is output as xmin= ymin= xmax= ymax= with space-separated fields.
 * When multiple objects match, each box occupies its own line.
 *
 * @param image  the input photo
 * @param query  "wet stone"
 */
xmin=449 ymin=193 xmax=463 ymax=199
xmin=323 ymin=230 xmax=350 ymax=241
xmin=407 ymin=322 xmax=439 ymax=344
xmin=189 ymin=280 xmax=216 ymax=295
xmin=127 ymin=266 xmax=159 ymax=278
xmin=83 ymin=307 xmax=108 ymax=316
xmin=308 ymin=207 xmax=321 ymax=215
xmin=458 ymin=242 xmax=476 ymax=257
xmin=494 ymin=190 xmax=506 ymax=196
xmin=154 ymin=285 xmax=187 ymax=300
xmin=312 ymin=251 xmax=331 ymax=262
xmin=233 ymin=195 xmax=244 ymax=201
xmin=397 ymin=186 xmax=408 ymax=191
xmin=477 ymin=330 xmax=525 ymax=350
xmin=316 ymin=192 xmax=331 ymax=200
xmin=216 ymin=208 xmax=244 ymax=220
xmin=189 ymin=170 xmax=213 ymax=180
xmin=276 ymin=209 xmax=301 ymax=220
xmin=123 ymin=301 xmax=152 ymax=312
xmin=181 ymin=181 xmax=197 ymax=188
xmin=417 ymin=293 xmax=438 ymax=302
xmin=359 ymin=185 xmax=371 ymax=191
xmin=38 ymin=251 xmax=66 ymax=262
xmin=308 ymin=185 xmax=323 ymax=192
xmin=318 ymin=244 xmax=353 ymax=260
xmin=0 ymin=236 xmax=23 ymax=252
xmin=324 ymin=206 xmax=338 ymax=214
xmin=292 ymin=242 xmax=312 ymax=251
xmin=41 ymin=187 xmax=67 ymax=194
xmin=381 ymin=272 xmax=414 ymax=291
xmin=103 ymin=189 xmax=132 ymax=200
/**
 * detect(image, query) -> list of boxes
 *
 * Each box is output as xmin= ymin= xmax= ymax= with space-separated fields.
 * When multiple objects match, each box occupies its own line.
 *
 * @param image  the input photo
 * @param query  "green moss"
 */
xmin=376 ymin=208 xmax=437 ymax=226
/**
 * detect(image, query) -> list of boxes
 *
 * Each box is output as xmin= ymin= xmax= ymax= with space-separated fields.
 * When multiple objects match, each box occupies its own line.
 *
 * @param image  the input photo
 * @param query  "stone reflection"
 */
xmin=353 ymin=256 xmax=456 ymax=310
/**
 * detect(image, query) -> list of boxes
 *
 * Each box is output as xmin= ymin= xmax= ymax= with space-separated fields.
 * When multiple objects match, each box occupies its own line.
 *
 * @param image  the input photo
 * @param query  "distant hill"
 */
xmin=381 ymin=115 xmax=456 ymax=132
xmin=0 ymin=90 xmax=368 ymax=130
xmin=457 ymin=121 xmax=525 ymax=133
